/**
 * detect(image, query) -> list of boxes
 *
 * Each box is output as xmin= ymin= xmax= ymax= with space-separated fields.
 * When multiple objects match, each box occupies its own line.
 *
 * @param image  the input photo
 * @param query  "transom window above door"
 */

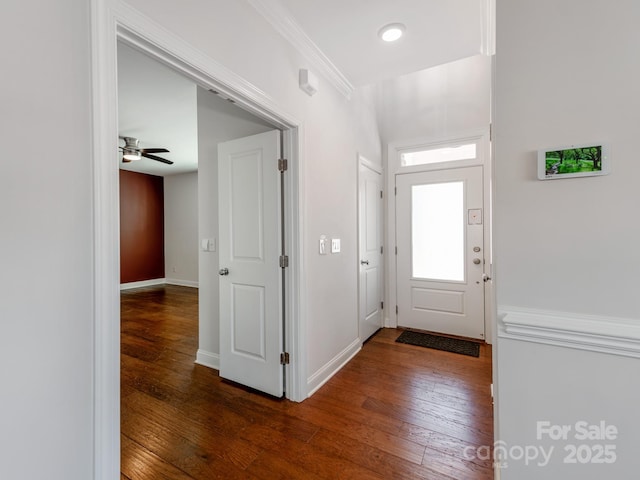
xmin=400 ymin=142 xmax=477 ymax=167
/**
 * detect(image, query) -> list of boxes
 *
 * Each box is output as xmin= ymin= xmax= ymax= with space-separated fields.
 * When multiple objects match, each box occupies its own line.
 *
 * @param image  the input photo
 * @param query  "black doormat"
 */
xmin=396 ymin=330 xmax=480 ymax=357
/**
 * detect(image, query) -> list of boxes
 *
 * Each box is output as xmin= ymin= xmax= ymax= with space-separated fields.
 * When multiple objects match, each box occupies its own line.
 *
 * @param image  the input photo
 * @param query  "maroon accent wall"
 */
xmin=119 ymin=170 xmax=165 ymax=283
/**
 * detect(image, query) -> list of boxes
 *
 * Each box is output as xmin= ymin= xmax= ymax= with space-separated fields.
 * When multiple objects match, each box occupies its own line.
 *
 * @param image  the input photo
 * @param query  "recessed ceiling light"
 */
xmin=378 ymin=23 xmax=406 ymax=42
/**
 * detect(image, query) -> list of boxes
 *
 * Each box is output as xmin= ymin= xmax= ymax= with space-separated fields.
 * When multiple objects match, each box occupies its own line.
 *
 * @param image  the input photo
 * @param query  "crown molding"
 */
xmin=498 ymin=306 xmax=640 ymax=359
xmin=247 ymin=0 xmax=355 ymax=99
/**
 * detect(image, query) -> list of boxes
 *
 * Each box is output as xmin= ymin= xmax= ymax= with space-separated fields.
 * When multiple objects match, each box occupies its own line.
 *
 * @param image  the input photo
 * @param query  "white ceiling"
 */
xmin=117 ymin=43 xmax=275 ymax=177
xmin=117 ymin=2 xmax=486 ymax=175
xmin=117 ymin=42 xmax=199 ymax=177
xmin=278 ymin=0 xmax=485 ymax=86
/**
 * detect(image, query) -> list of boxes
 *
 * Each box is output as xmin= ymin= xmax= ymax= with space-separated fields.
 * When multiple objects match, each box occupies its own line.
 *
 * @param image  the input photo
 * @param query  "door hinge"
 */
xmin=380 ymin=190 xmax=383 ymax=199
xmin=380 ymin=246 xmax=383 ymax=254
xmin=396 ymin=305 xmax=399 ymax=314
xmin=394 ymin=186 xmax=397 ymax=195
xmin=395 ymin=246 xmax=398 ymax=255
xmin=280 ymin=352 xmax=290 ymax=365
xmin=279 ymin=255 xmax=289 ymax=268
xmin=278 ymin=158 xmax=288 ymax=172
xmin=381 ymin=301 xmax=384 ymax=310
xmin=489 ymin=123 xmax=492 ymax=142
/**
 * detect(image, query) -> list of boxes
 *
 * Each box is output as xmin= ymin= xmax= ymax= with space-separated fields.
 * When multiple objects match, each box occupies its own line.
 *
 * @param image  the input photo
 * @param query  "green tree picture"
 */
xmin=545 ymin=146 xmax=602 ymax=175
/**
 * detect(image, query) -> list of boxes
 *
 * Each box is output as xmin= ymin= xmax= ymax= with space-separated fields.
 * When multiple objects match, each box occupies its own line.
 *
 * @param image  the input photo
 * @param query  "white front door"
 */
xmin=218 ymin=130 xmax=283 ymax=397
xmin=358 ymin=160 xmax=384 ymax=342
xmin=396 ymin=166 xmax=485 ymax=339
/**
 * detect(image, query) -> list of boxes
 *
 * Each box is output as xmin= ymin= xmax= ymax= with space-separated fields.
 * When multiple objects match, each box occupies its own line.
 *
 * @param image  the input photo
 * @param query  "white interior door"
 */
xmin=218 ymin=130 xmax=283 ymax=397
xmin=359 ymin=161 xmax=384 ymax=342
xmin=396 ymin=166 xmax=485 ymax=339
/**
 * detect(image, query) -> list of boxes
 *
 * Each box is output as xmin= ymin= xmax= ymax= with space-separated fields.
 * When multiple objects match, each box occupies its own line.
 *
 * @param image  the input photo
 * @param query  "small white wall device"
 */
xmin=299 ymin=69 xmax=318 ymax=97
xmin=201 ymin=238 xmax=216 ymax=252
xmin=319 ymin=235 xmax=328 ymax=255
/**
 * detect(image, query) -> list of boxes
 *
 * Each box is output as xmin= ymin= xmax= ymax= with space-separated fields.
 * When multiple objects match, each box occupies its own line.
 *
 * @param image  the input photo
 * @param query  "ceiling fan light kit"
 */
xmin=122 ymin=147 xmax=141 ymax=162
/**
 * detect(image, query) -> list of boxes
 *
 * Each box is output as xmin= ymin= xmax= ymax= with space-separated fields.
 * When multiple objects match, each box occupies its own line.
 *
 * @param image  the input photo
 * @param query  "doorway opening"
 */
xmin=93 ymin=16 xmax=305 ymax=478
xmin=386 ymin=133 xmax=494 ymax=343
xmin=116 ymin=35 xmax=294 ymax=474
xmin=396 ymin=166 xmax=485 ymax=339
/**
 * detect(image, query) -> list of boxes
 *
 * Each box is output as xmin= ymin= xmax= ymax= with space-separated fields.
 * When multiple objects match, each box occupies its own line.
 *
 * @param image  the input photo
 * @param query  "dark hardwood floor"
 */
xmin=121 ymin=285 xmax=494 ymax=480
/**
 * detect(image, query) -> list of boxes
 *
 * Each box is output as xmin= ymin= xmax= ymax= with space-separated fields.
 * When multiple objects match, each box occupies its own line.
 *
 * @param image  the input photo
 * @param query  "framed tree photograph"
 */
xmin=537 ymin=143 xmax=610 ymax=180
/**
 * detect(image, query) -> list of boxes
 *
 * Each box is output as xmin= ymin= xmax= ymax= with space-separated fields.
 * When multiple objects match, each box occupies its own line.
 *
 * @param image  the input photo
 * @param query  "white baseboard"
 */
xmin=384 ymin=315 xmax=397 ymax=328
xmin=120 ymin=278 xmax=165 ymax=290
xmin=499 ymin=305 xmax=640 ymax=358
xmin=165 ymin=278 xmax=199 ymax=288
xmin=195 ymin=349 xmax=219 ymax=370
xmin=306 ymin=338 xmax=361 ymax=397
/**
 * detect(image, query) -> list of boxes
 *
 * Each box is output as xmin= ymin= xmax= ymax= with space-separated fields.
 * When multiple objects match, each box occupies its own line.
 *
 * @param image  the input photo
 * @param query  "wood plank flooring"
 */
xmin=121 ymin=285 xmax=494 ymax=480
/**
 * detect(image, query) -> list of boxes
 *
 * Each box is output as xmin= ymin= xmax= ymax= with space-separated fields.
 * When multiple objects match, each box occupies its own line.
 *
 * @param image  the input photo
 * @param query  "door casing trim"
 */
xmin=91 ymin=1 xmax=307 ymax=478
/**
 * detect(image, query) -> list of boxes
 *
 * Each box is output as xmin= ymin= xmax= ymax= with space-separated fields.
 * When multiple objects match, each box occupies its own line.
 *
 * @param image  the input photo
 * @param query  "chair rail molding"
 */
xmin=498 ymin=306 xmax=640 ymax=358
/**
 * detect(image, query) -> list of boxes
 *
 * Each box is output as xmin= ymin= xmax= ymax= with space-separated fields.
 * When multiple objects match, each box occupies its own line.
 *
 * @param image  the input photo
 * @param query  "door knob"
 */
xmin=360 ymin=260 xmax=369 ymax=265
xmin=473 ymin=258 xmax=481 ymax=265
xmin=218 ymin=268 xmax=229 ymax=276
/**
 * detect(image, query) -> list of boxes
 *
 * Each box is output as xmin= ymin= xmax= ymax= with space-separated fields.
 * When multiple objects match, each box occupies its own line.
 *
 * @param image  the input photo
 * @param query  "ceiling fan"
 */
xmin=119 ymin=136 xmax=173 ymax=164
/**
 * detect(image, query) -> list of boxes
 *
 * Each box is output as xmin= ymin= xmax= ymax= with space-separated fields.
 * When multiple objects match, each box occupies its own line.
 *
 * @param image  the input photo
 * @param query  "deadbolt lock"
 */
xmin=473 ymin=246 xmax=481 ymax=252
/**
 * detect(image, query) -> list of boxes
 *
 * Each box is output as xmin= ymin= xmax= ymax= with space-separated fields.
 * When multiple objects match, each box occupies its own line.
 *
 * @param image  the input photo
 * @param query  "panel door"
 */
xmin=359 ymin=162 xmax=384 ymax=342
xmin=218 ymin=130 xmax=283 ymax=396
xmin=396 ymin=166 xmax=485 ymax=339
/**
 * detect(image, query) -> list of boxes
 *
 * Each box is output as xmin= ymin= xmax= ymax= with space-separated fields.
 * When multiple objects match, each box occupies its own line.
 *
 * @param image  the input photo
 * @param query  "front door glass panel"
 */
xmin=411 ymin=181 xmax=464 ymax=281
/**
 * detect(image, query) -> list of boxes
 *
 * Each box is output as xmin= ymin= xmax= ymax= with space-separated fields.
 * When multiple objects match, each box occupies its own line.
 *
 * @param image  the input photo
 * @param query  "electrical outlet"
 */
xmin=331 ymin=238 xmax=341 ymax=253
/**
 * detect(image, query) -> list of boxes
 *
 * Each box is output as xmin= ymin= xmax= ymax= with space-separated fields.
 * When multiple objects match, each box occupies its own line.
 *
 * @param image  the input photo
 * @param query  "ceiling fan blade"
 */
xmin=142 ymin=152 xmax=173 ymax=165
xmin=141 ymin=148 xmax=169 ymax=154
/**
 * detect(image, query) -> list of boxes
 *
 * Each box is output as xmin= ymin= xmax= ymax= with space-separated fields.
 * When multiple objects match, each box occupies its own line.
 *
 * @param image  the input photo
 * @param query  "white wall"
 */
xmin=164 ymin=172 xmax=199 ymax=286
xmin=352 ymin=83 xmax=383 ymax=167
xmin=0 ymin=1 xmax=94 ymax=479
xmin=495 ymin=0 xmax=640 ymax=477
xmin=376 ymin=55 xmax=492 ymax=146
xmin=196 ymin=87 xmax=274 ymax=366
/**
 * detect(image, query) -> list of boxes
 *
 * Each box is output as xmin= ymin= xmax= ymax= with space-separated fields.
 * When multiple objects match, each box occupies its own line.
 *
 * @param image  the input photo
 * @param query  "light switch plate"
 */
xmin=331 ymin=238 xmax=341 ymax=253
xmin=319 ymin=235 xmax=328 ymax=255
xmin=201 ymin=238 xmax=217 ymax=252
